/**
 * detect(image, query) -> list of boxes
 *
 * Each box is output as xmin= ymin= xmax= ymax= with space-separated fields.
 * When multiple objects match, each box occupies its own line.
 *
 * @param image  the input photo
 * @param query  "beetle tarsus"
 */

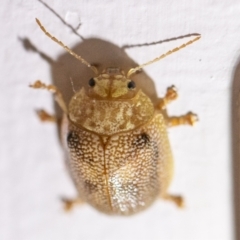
xmin=30 ymin=80 xmax=68 ymax=114
xmin=167 ymin=112 xmax=198 ymax=127
xmin=61 ymin=197 xmax=84 ymax=211
xmin=36 ymin=109 xmax=56 ymax=122
xmin=162 ymin=194 xmax=184 ymax=208
xmin=158 ymin=85 xmax=178 ymax=109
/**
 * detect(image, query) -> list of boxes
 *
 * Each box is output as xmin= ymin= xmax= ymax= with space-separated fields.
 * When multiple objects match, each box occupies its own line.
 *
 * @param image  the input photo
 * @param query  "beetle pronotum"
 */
xmin=31 ymin=19 xmax=200 ymax=215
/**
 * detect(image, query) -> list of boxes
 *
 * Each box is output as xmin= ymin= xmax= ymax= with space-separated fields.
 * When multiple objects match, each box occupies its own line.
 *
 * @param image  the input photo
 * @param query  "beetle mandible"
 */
xmin=31 ymin=19 xmax=200 ymax=215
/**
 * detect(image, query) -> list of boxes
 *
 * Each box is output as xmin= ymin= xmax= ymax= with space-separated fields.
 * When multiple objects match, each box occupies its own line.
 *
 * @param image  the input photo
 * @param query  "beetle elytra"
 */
xmin=31 ymin=18 xmax=200 ymax=215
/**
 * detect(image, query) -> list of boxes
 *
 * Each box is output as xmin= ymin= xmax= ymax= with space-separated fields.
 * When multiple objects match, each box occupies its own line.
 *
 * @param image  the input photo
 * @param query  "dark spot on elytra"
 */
xmin=141 ymin=133 xmax=150 ymax=144
xmin=67 ymin=131 xmax=79 ymax=148
xmin=84 ymin=180 xmax=98 ymax=194
xmin=133 ymin=132 xmax=151 ymax=149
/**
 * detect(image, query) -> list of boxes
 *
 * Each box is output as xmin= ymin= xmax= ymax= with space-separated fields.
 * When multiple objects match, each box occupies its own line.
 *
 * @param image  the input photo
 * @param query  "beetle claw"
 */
xmin=36 ymin=109 xmax=56 ymax=122
xmin=61 ymin=197 xmax=84 ymax=212
xmin=162 ymin=194 xmax=185 ymax=208
xmin=157 ymin=85 xmax=178 ymax=110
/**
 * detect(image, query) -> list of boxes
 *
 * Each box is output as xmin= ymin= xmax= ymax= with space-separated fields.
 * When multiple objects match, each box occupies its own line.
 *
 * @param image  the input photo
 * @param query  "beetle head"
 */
xmin=87 ymin=68 xmax=137 ymax=99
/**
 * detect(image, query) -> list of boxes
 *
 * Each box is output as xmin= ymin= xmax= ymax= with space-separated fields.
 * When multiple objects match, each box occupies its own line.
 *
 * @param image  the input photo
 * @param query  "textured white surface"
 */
xmin=1 ymin=0 xmax=240 ymax=239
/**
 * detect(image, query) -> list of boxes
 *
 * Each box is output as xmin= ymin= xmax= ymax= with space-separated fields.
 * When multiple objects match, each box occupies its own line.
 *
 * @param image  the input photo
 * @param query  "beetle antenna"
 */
xmin=127 ymin=34 xmax=201 ymax=78
xmin=35 ymin=18 xmax=98 ymax=75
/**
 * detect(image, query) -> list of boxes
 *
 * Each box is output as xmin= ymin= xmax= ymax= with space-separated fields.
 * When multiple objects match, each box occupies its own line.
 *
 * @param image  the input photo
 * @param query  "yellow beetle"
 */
xmin=31 ymin=19 xmax=200 ymax=216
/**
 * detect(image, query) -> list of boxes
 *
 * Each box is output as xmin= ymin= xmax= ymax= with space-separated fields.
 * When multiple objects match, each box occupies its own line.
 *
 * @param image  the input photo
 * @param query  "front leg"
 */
xmin=30 ymin=80 xmax=68 ymax=114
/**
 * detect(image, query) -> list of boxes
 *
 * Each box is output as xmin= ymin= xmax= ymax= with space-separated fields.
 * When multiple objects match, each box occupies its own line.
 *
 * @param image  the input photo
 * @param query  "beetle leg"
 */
xmin=36 ymin=109 xmax=57 ymax=122
xmin=30 ymin=80 xmax=68 ymax=114
xmin=162 ymin=194 xmax=184 ymax=208
xmin=157 ymin=85 xmax=178 ymax=110
xmin=167 ymin=112 xmax=198 ymax=127
xmin=61 ymin=197 xmax=84 ymax=211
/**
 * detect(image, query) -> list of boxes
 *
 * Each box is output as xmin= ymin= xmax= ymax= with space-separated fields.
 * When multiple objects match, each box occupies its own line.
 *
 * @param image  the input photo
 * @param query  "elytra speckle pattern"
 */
xmin=65 ymin=114 xmax=173 ymax=215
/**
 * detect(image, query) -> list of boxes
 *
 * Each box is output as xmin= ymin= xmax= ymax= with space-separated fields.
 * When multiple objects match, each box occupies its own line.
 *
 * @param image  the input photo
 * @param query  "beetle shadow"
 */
xmin=231 ymin=56 xmax=240 ymax=240
xmin=19 ymin=37 xmax=159 ymax=138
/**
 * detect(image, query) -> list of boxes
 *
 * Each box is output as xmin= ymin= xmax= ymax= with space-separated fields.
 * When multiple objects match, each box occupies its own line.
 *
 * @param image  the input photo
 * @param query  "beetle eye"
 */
xmin=88 ymin=78 xmax=95 ymax=87
xmin=127 ymin=80 xmax=136 ymax=89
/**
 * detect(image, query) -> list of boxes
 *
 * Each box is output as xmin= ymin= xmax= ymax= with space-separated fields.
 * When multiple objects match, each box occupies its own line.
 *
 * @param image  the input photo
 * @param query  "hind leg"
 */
xmin=61 ymin=197 xmax=84 ymax=211
xmin=161 ymin=194 xmax=184 ymax=208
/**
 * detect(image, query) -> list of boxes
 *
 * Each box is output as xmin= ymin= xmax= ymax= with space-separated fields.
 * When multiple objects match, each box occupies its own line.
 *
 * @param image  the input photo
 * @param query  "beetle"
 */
xmin=31 ymin=19 xmax=200 ymax=215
